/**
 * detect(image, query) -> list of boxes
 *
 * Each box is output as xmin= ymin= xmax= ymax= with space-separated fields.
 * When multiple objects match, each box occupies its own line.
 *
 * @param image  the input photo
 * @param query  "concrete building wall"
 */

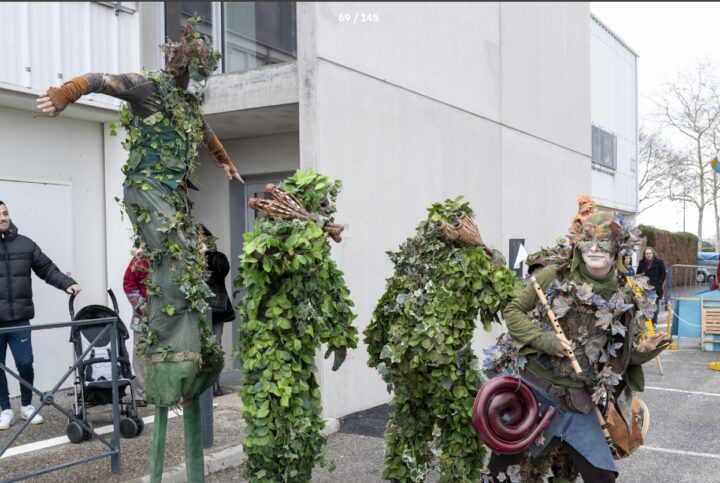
xmin=590 ymin=15 xmax=639 ymax=214
xmin=299 ymin=2 xmax=592 ymax=418
xmin=0 ymin=2 xmax=140 ymax=394
xmin=0 ymin=105 xmax=108 ymax=395
xmin=500 ymin=2 xmax=592 ymax=254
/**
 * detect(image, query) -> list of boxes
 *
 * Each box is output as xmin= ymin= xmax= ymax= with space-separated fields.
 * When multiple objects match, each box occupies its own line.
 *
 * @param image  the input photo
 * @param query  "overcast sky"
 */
xmin=590 ymin=2 xmax=720 ymax=240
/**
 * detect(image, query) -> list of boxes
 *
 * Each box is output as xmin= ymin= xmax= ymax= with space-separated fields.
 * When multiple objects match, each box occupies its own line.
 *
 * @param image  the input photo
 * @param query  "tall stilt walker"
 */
xmin=37 ymin=18 xmax=244 ymax=482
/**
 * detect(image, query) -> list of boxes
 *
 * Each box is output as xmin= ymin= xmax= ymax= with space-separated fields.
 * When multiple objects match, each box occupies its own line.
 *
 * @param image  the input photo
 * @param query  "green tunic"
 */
xmin=503 ymin=263 xmax=666 ymax=392
xmin=121 ymin=73 xmax=222 ymax=406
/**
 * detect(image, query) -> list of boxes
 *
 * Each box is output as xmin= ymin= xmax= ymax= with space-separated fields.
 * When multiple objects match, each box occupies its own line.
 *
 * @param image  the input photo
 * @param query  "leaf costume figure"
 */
xmin=363 ymin=198 xmax=518 ymax=482
xmin=37 ymin=19 xmax=243 ymax=482
xmin=482 ymin=211 xmax=669 ymax=483
xmin=235 ymin=169 xmax=358 ymax=482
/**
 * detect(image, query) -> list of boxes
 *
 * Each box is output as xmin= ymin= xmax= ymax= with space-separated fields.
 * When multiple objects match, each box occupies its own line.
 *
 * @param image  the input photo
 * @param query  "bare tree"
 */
xmin=710 ymin=130 xmax=720 ymax=251
xmin=657 ymin=61 xmax=720 ymax=252
xmin=637 ymin=128 xmax=677 ymax=214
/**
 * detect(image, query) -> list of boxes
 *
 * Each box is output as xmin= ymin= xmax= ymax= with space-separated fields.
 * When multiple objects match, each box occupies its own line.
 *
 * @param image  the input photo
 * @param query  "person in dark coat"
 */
xmin=636 ymin=246 xmax=666 ymax=326
xmin=0 ymin=200 xmax=81 ymax=430
xmin=200 ymin=225 xmax=236 ymax=396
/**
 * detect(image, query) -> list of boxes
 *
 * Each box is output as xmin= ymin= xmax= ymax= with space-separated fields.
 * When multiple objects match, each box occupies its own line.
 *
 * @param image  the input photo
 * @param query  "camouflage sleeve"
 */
xmin=80 ymin=73 xmax=159 ymax=117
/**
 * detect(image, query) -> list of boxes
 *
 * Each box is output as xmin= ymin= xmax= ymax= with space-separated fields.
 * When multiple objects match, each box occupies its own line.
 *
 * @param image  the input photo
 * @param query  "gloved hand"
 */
xmin=324 ymin=346 xmax=347 ymax=371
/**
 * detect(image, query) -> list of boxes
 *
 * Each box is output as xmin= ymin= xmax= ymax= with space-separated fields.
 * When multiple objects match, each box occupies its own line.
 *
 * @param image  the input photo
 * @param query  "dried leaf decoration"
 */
xmin=551 ymin=295 xmax=573 ymax=318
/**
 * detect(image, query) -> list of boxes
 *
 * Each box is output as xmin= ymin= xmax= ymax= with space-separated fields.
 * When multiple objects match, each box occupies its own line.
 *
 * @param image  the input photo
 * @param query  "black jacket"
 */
xmin=637 ymin=257 xmax=666 ymax=298
xmin=0 ymin=223 xmax=76 ymax=322
xmin=205 ymin=250 xmax=236 ymax=323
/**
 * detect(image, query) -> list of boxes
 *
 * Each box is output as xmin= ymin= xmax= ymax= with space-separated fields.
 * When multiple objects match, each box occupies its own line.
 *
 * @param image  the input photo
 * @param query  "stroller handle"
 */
xmin=68 ymin=293 xmax=77 ymax=320
xmin=107 ymin=289 xmax=120 ymax=315
xmin=68 ymin=289 xmax=121 ymax=321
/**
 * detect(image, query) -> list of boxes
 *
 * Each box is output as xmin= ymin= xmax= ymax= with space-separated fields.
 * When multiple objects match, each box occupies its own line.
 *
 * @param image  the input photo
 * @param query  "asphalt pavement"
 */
xmin=3 ymin=310 xmax=720 ymax=482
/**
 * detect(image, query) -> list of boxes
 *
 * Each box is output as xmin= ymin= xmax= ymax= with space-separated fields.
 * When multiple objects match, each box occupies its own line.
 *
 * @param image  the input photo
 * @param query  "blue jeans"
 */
xmin=0 ymin=321 xmax=34 ymax=410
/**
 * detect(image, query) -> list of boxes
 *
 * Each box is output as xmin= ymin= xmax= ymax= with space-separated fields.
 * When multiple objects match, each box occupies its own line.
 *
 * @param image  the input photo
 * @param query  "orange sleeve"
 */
xmin=47 ymin=77 xmax=89 ymax=112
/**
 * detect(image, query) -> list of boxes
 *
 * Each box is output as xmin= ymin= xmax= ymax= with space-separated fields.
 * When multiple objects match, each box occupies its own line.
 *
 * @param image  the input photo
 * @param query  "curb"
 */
xmin=125 ymin=417 xmax=340 ymax=482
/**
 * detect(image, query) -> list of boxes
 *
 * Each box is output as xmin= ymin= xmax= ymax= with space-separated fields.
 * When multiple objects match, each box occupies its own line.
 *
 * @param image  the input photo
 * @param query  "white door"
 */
xmin=0 ymin=178 xmax=74 ymax=397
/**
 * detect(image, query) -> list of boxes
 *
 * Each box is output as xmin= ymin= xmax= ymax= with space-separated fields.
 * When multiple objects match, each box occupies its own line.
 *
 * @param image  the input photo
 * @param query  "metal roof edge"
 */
xmin=590 ymin=12 xmax=639 ymax=58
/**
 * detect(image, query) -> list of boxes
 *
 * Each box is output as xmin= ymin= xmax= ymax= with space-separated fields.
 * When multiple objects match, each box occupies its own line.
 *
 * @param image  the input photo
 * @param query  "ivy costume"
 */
xmin=42 ymin=21 xmax=241 ymax=483
xmin=235 ymin=169 xmax=358 ymax=483
xmin=364 ymin=198 xmax=518 ymax=483
xmin=483 ymin=212 xmax=669 ymax=483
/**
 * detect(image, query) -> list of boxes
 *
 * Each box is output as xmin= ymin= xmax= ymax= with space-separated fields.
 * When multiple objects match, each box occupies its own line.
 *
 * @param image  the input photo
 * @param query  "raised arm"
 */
xmin=203 ymin=122 xmax=244 ymax=183
xmin=37 ymin=73 xmax=157 ymax=118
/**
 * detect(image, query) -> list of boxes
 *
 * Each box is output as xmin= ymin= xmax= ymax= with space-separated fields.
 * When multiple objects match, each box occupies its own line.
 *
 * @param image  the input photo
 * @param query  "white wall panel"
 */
xmin=0 ymin=3 xmax=31 ymax=88
xmin=314 ymin=2 xmax=502 ymax=121
xmin=60 ymin=2 xmax=91 ymax=82
xmin=0 ymin=105 xmax=118 ymax=398
xmin=0 ymin=1 xmax=139 ymax=101
xmin=500 ymin=2 xmax=592 ymax=156
xmin=28 ymin=2 xmax=62 ymax=91
xmin=590 ymin=16 xmax=638 ymax=213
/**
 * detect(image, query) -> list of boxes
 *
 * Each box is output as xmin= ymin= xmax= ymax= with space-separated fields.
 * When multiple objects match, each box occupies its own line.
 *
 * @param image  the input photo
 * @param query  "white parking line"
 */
xmin=641 ymin=446 xmax=720 ymax=460
xmin=0 ymin=410 xmax=182 ymax=459
xmin=647 ymin=359 xmax=718 ymax=366
xmin=645 ymin=386 xmax=720 ymax=397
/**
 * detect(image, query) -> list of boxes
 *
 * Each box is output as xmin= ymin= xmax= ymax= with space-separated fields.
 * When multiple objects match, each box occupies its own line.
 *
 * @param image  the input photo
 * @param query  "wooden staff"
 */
xmin=529 ymin=275 xmax=617 ymax=456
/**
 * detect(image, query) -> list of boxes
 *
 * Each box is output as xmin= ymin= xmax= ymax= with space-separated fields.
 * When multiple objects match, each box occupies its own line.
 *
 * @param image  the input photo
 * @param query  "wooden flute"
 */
xmin=529 ymin=275 xmax=617 ymax=456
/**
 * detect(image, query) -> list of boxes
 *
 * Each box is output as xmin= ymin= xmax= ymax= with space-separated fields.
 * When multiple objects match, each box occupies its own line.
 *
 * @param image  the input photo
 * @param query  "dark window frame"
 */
xmin=592 ymin=125 xmax=617 ymax=171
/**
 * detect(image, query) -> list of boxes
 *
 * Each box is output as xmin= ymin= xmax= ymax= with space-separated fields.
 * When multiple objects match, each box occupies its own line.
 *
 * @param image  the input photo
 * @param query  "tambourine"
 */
xmin=471 ymin=376 xmax=556 ymax=454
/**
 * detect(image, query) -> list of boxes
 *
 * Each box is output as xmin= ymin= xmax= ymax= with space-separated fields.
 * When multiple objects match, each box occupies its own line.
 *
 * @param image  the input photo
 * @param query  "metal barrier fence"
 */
xmin=667 ymin=264 xmax=716 ymax=301
xmin=0 ymin=317 xmax=122 ymax=482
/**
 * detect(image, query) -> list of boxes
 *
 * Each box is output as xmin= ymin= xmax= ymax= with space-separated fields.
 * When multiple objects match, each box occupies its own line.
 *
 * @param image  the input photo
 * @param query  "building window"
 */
xmin=223 ymin=2 xmax=297 ymax=73
xmin=164 ymin=2 xmax=296 ymax=75
xmin=165 ymin=2 xmax=215 ymax=47
xmin=592 ymin=125 xmax=617 ymax=170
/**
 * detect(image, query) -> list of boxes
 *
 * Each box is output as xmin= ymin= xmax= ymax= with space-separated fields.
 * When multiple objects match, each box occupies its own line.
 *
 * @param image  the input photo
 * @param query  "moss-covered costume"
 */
xmin=234 ymin=169 xmax=358 ymax=483
xmin=364 ymin=198 xmax=518 ymax=483
xmin=43 ymin=19 xmax=234 ymax=483
xmin=120 ymin=72 xmax=223 ymax=406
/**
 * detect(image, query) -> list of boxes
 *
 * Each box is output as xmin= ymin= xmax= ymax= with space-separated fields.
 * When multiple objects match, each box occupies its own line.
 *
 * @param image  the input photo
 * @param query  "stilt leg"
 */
xmin=150 ymin=406 xmax=169 ymax=483
xmin=184 ymin=397 xmax=205 ymax=482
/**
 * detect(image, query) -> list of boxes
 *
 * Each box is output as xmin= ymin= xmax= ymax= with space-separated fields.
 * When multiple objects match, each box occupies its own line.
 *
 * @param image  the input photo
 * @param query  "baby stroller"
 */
xmin=66 ymin=289 xmax=144 ymax=443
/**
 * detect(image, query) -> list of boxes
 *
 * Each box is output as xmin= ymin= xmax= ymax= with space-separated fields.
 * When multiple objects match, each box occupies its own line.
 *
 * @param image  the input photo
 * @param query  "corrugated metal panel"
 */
xmin=0 ymin=3 xmax=31 ymax=88
xmin=0 ymin=1 xmax=139 ymax=98
xmin=28 ymin=2 xmax=62 ymax=90
xmin=590 ymin=16 xmax=638 ymax=213
xmin=117 ymin=5 xmax=140 ymax=74
xmin=60 ymin=2 xmax=91 ymax=82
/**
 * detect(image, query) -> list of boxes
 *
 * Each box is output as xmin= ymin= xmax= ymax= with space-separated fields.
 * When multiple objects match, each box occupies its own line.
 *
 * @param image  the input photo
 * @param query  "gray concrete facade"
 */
xmin=288 ymin=2 xmax=593 ymax=417
xmin=0 ymin=1 xmax=609 ymax=421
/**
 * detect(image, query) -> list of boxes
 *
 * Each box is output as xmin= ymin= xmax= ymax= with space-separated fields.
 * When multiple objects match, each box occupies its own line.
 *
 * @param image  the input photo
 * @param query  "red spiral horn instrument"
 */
xmin=471 ymin=376 xmax=555 ymax=454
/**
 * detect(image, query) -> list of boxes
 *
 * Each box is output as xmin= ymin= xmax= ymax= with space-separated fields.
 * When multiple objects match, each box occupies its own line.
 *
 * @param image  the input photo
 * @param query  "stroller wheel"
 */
xmin=67 ymin=422 xmax=85 ymax=444
xmin=134 ymin=417 xmax=145 ymax=436
xmin=120 ymin=417 xmax=138 ymax=438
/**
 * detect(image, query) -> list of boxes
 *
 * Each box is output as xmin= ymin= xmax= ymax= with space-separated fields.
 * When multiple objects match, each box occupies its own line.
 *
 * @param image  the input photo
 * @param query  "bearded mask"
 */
xmin=570 ymin=211 xmax=632 ymax=274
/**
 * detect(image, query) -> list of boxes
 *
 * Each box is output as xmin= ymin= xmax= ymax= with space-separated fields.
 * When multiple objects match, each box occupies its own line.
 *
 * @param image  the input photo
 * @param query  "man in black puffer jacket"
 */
xmin=0 ymin=200 xmax=81 ymax=430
